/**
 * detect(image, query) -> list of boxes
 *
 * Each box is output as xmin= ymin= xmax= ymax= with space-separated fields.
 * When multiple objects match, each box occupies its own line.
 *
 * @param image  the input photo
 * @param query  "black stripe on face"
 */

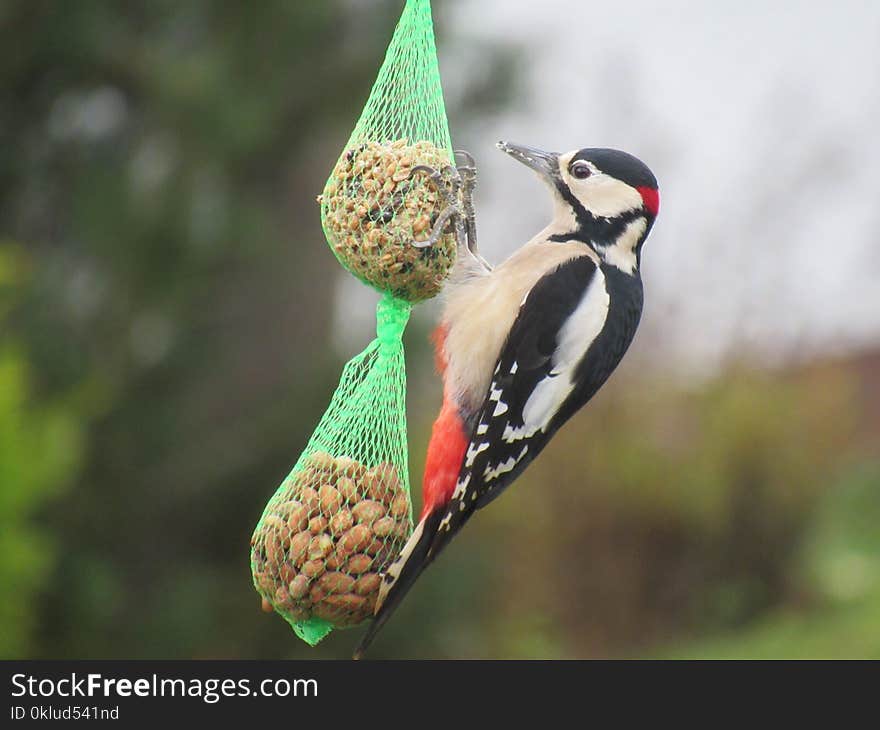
xmin=548 ymin=206 xmax=646 ymax=247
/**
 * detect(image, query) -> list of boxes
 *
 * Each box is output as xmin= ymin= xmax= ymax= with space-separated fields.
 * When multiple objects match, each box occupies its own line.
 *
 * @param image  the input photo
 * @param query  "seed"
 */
xmin=308 ymin=515 xmax=328 ymax=534
xmin=337 ymin=525 xmax=372 ymax=558
xmin=319 ymin=572 xmax=356 ymax=595
xmin=274 ymin=585 xmax=292 ymax=610
xmin=308 ymin=451 xmax=336 ymax=472
xmin=262 ymin=515 xmax=286 ymax=533
xmin=279 ymin=562 xmax=297 ymax=585
xmin=372 ymin=516 xmax=396 ymax=537
xmin=329 ymin=509 xmax=354 ymax=535
xmin=301 ymin=559 xmax=326 ymax=579
xmin=313 ymin=594 xmax=368 ymax=625
xmin=299 ymin=487 xmax=320 ymax=513
xmin=287 ymin=505 xmax=309 ymax=533
xmin=289 ymin=574 xmax=310 ymax=600
xmin=352 ymin=499 xmax=386 ymax=525
xmin=308 ymin=534 xmax=333 ymax=560
xmin=319 ymin=485 xmax=343 ymax=514
xmin=261 ymin=597 xmax=274 ymax=613
xmin=265 ymin=534 xmax=283 ymax=568
xmin=337 ymin=477 xmax=359 ymax=503
xmin=288 ymin=531 xmax=312 ymax=566
xmin=354 ymin=573 xmax=381 ymax=596
xmin=391 ymin=493 xmax=408 ymax=519
xmin=287 ymin=606 xmax=310 ymax=622
xmin=346 ymin=554 xmax=373 ymax=575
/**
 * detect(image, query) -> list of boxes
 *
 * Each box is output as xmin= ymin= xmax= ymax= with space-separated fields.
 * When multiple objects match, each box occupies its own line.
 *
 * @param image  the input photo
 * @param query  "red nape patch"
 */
xmin=421 ymin=400 xmax=467 ymax=519
xmin=637 ymin=186 xmax=660 ymax=217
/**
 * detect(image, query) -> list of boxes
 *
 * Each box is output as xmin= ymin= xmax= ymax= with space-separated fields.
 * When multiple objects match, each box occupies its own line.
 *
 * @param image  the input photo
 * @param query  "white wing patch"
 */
xmin=465 ymin=441 xmax=489 ymax=467
xmin=483 ymin=446 xmax=529 ymax=482
xmin=451 ymin=473 xmax=471 ymax=500
xmin=492 ymin=400 xmax=509 ymax=417
xmin=518 ymin=270 xmax=610 ymax=434
xmin=502 ymin=422 xmax=529 ymax=443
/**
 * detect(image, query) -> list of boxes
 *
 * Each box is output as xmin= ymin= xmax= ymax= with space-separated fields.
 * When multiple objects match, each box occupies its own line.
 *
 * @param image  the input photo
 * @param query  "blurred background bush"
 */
xmin=1 ymin=0 xmax=878 ymax=658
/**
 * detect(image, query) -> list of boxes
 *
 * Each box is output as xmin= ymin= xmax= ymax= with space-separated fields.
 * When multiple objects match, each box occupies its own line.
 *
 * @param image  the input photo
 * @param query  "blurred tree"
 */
xmin=0 ymin=244 xmax=85 ymax=657
xmin=0 ymin=0 xmax=513 ymax=658
xmin=2 ymin=0 xmax=409 ymax=657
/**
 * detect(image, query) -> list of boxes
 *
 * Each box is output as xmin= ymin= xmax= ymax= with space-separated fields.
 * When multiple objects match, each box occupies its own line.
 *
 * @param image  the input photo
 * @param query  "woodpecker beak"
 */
xmin=497 ymin=141 xmax=560 ymax=183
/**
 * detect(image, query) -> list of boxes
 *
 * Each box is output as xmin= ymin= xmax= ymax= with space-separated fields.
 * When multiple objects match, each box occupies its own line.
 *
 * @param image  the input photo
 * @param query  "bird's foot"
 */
xmin=405 ymin=153 xmax=482 ymax=266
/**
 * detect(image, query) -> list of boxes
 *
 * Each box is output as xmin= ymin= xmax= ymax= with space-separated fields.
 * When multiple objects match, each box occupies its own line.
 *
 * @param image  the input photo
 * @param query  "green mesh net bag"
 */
xmin=251 ymin=0 xmax=453 ymax=646
xmin=319 ymin=0 xmax=455 ymax=302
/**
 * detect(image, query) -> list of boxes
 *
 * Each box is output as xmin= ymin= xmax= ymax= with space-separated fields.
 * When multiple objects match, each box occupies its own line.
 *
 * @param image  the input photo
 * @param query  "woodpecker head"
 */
xmin=498 ymin=141 xmax=659 ymax=274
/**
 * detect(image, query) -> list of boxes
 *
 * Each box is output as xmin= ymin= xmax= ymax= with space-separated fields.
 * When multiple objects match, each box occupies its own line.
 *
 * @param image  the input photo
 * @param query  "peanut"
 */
xmin=288 ymin=574 xmax=310 ymax=600
xmin=372 ymin=516 xmax=396 ymax=537
xmin=352 ymin=499 xmax=386 ymax=525
xmin=390 ymin=493 xmax=409 ymax=519
xmin=336 ymin=477 xmax=359 ymax=503
xmin=308 ymin=515 xmax=329 ymax=534
xmin=337 ymin=524 xmax=372 ymax=558
xmin=308 ymin=534 xmax=333 ymax=560
xmin=329 ymin=509 xmax=354 ymax=536
xmin=301 ymin=559 xmax=326 ymax=579
xmin=299 ymin=487 xmax=320 ymax=513
xmin=346 ymin=554 xmax=373 ymax=575
xmin=319 ymin=572 xmax=356 ymax=595
xmin=288 ymin=530 xmax=312 ymax=567
xmin=354 ymin=573 xmax=381 ymax=596
xmin=318 ymin=485 xmax=343 ymax=514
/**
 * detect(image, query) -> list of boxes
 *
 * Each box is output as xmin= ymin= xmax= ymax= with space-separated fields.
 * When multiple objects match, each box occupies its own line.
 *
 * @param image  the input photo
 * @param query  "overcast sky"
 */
xmin=338 ymin=0 xmax=880 ymax=375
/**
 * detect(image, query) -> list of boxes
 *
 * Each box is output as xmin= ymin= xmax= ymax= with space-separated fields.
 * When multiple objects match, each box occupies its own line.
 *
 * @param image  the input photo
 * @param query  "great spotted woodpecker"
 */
xmin=354 ymin=141 xmax=659 ymax=657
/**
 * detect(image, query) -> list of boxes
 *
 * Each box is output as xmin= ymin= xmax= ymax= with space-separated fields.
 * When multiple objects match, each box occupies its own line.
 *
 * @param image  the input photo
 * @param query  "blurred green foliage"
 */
xmin=1 ymin=0 xmax=877 ymax=659
xmin=0 ymin=246 xmax=85 ymax=656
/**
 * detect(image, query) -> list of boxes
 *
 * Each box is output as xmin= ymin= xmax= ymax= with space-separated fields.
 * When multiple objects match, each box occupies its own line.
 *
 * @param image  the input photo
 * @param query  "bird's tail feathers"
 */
xmin=352 ymin=508 xmax=444 ymax=659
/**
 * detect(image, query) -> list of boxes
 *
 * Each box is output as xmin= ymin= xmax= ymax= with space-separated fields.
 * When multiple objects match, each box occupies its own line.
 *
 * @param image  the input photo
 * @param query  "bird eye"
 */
xmin=570 ymin=161 xmax=592 ymax=179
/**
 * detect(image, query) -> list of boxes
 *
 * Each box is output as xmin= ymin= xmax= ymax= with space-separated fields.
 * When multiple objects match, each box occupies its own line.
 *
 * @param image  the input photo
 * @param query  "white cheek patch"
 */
xmin=595 ymin=217 xmax=647 ymax=274
xmin=574 ymin=176 xmax=644 ymax=219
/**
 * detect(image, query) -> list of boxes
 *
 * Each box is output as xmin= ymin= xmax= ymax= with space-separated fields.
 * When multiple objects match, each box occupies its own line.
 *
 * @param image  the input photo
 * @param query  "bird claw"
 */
xmin=405 ymin=152 xmax=481 ymax=263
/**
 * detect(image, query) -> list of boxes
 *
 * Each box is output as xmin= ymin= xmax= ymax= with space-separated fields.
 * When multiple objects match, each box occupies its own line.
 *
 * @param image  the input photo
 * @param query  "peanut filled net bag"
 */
xmin=251 ymin=0 xmax=453 ymax=646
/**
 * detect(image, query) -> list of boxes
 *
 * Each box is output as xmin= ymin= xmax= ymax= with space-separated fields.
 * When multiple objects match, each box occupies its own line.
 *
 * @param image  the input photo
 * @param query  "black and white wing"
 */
xmin=427 ymin=254 xmax=636 ymax=557
xmin=355 ymin=254 xmax=642 ymax=658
